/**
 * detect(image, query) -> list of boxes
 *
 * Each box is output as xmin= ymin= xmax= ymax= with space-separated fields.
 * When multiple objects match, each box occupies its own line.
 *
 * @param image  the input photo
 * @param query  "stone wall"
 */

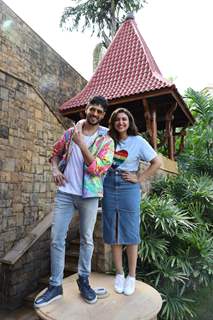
xmin=0 ymin=71 xmax=64 ymax=257
xmin=0 ymin=229 xmax=51 ymax=310
xmin=0 ymin=0 xmax=87 ymax=126
xmin=0 ymin=0 xmax=88 ymax=257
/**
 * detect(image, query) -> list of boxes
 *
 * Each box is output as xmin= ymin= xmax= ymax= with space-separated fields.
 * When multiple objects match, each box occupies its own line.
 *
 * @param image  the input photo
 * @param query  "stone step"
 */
xmin=66 ymin=248 xmax=79 ymax=258
xmin=70 ymin=237 xmax=80 ymax=245
xmin=39 ymin=276 xmax=50 ymax=286
xmin=24 ymin=287 xmax=44 ymax=306
xmin=65 ymin=259 xmax=78 ymax=273
xmin=69 ymin=238 xmax=80 ymax=246
xmin=65 ymin=239 xmax=80 ymax=253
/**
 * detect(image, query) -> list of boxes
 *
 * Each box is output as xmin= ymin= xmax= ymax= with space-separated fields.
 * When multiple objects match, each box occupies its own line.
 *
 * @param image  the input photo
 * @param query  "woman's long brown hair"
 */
xmin=108 ymin=108 xmax=138 ymax=145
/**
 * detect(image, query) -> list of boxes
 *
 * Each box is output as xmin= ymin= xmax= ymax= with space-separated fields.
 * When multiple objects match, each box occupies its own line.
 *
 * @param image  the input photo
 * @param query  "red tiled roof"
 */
xmin=60 ymin=16 xmax=173 ymax=113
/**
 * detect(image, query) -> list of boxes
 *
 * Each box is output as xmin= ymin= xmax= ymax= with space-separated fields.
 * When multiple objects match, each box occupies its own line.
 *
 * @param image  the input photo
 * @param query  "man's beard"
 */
xmin=86 ymin=115 xmax=101 ymax=126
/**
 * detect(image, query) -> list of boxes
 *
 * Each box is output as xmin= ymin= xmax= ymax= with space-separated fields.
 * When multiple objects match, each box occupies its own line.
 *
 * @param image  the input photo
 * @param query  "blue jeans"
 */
xmin=49 ymin=190 xmax=99 ymax=286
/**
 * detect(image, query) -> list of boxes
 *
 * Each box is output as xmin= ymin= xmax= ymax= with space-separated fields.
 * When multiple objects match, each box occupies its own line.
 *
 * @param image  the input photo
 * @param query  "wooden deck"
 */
xmin=35 ymin=273 xmax=162 ymax=320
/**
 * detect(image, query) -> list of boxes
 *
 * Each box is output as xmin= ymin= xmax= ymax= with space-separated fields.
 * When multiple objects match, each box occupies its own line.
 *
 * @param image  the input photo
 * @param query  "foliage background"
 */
xmin=133 ymin=89 xmax=213 ymax=320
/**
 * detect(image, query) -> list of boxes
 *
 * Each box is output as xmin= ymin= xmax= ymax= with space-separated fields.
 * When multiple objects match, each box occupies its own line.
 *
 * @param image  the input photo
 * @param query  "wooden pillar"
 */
xmin=143 ymin=99 xmax=157 ymax=150
xmin=143 ymin=98 xmax=152 ymax=137
xmin=165 ymin=103 xmax=178 ymax=160
xmin=173 ymin=127 xmax=176 ymax=156
xmin=165 ymin=118 xmax=174 ymax=160
xmin=175 ymin=128 xmax=187 ymax=156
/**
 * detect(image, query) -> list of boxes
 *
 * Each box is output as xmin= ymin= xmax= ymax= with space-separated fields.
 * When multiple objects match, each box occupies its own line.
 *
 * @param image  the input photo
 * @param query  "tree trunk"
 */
xmin=111 ymin=0 xmax=116 ymax=38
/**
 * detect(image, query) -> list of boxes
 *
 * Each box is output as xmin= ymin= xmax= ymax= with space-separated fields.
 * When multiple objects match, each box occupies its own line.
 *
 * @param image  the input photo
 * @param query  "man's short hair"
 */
xmin=87 ymin=96 xmax=108 ymax=112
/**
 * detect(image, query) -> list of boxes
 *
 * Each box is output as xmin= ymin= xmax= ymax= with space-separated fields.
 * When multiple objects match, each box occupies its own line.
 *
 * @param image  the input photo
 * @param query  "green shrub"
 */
xmin=137 ymin=173 xmax=213 ymax=320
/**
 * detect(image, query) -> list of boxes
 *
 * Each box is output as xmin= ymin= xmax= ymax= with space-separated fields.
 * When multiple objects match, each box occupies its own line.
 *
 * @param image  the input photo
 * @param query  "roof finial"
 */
xmin=125 ymin=12 xmax=135 ymax=20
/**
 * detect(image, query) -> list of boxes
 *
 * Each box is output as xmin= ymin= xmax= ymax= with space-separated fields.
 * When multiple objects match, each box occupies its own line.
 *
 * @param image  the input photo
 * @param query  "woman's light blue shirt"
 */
xmin=114 ymin=135 xmax=157 ymax=171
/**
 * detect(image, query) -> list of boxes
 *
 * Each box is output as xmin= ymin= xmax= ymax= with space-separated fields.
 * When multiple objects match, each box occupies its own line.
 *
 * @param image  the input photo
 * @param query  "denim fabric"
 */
xmin=49 ymin=190 xmax=99 ymax=286
xmin=103 ymin=170 xmax=141 ymax=245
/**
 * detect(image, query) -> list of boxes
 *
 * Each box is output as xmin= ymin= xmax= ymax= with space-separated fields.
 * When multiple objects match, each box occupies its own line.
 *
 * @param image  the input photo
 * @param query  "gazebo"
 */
xmin=60 ymin=14 xmax=194 ymax=161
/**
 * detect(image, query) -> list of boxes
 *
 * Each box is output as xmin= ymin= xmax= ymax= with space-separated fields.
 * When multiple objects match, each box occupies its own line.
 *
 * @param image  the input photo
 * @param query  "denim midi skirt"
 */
xmin=102 ymin=170 xmax=141 ymax=245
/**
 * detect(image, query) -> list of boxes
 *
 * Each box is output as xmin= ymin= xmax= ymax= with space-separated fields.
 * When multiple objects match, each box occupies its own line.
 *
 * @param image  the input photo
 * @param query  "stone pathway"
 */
xmin=0 ymin=306 xmax=39 ymax=320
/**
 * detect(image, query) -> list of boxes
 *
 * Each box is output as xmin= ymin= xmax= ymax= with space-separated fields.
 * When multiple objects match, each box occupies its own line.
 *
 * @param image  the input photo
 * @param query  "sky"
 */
xmin=2 ymin=0 xmax=213 ymax=94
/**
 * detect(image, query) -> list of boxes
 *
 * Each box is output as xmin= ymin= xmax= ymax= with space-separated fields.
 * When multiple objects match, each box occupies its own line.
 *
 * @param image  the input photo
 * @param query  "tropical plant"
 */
xmin=160 ymin=287 xmax=195 ymax=320
xmin=184 ymin=88 xmax=213 ymax=157
xmin=136 ymin=170 xmax=213 ymax=320
xmin=60 ymin=0 xmax=146 ymax=48
xmin=178 ymin=88 xmax=213 ymax=175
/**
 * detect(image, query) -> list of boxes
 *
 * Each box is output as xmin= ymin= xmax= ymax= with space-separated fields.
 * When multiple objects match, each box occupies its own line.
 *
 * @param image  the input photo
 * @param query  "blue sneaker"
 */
xmin=34 ymin=285 xmax=63 ymax=308
xmin=76 ymin=276 xmax=97 ymax=304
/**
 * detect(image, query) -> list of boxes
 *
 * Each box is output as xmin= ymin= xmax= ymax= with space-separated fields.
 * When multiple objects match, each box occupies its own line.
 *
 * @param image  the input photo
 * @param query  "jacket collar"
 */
xmin=74 ymin=121 xmax=108 ymax=137
xmin=97 ymin=125 xmax=109 ymax=136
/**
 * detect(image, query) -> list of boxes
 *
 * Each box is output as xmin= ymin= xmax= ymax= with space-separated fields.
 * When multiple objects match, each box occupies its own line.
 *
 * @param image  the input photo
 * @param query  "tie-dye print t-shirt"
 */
xmin=112 ymin=135 xmax=157 ymax=171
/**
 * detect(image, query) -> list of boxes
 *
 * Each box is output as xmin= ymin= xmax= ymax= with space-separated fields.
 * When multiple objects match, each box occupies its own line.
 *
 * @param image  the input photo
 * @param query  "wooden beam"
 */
xmin=171 ymin=90 xmax=195 ymax=125
xmin=109 ymin=88 xmax=175 ymax=106
xmin=61 ymin=87 xmax=175 ymax=116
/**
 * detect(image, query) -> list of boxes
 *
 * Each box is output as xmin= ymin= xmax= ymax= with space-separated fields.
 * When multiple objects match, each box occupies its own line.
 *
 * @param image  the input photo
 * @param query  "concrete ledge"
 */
xmin=35 ymin=272 xmax=162 ymax=320
xmin=159 ymin=154 xmax=178 ymax=174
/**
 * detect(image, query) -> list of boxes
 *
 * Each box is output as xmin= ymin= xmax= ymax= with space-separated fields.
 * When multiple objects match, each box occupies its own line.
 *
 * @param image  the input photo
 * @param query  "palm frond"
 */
xmin=160 ymin=287 xmax=195 ymax=320
xmin=138 ymin=235 xmax=169 ymax=263
xmin=141 ymin=196 xmax=194 ymax=237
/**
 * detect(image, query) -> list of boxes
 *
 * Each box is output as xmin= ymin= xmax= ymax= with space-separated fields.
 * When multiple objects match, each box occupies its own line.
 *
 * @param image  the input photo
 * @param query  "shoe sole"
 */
xmin=97 ymin=292 xmax=110 ymax=299
xmin=34 ymin=294 xmax=62 ymax=308
xmin=124 ymin=291 xmax=135 ymax=296
xmin=114 ymin=289 xmax=124 ymax=294
xmin=82 ymin=295 xmax=98 ymax=304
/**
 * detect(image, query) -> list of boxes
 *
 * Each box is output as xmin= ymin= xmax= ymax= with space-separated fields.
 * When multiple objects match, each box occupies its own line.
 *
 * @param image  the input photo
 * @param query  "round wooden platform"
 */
xmin=35 ymin=273 xmax=162 ymax=320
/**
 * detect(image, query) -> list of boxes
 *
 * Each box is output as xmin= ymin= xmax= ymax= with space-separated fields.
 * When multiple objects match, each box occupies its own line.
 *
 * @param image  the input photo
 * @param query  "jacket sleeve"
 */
xmin=86 ymin=137 xmax=114 ymax=176
xmin=49 ymin=129 xmax=70 ymax=163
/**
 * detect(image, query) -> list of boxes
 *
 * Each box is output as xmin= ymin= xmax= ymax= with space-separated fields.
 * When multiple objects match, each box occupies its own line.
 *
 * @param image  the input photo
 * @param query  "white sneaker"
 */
xmin=114 ymin=273 xmax=125 ymax=293
xmin=124 ymin=275 xmax=135 ymax=295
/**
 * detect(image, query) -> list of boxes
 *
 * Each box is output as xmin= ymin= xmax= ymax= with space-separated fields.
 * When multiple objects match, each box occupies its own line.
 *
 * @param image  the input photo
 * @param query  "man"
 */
xmin=34 ymin=96 xmax=114 ymax=307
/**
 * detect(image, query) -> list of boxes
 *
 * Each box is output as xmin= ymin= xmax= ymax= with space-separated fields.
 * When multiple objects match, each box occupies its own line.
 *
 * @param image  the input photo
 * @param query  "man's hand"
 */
xmin=52 ymin=167 xmax=67 ymax=186
xmin=72 ymin=123 xmax=84 ymax=147
xmin=121 ymin=171 xmax=139 ymax=183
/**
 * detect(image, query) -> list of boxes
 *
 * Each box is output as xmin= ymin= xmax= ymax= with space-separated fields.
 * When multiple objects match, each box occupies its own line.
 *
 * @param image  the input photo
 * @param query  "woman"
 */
xmin=103 ymin=108 xmax=161 ymax=295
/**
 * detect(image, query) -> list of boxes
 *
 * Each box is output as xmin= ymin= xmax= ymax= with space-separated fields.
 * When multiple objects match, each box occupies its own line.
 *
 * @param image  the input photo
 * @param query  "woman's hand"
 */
xmin=121 ymin=171 xmax=139 ymax=183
